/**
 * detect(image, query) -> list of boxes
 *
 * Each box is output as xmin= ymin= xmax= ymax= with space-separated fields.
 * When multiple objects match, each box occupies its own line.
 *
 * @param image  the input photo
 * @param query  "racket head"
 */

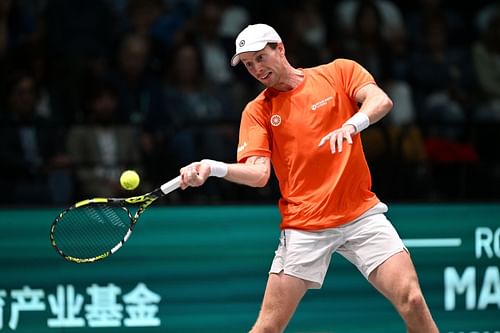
xmin=50 ymin=198 xmax=135 ymax=263
xmin=50 ymin=186 xmax=165 ymax=263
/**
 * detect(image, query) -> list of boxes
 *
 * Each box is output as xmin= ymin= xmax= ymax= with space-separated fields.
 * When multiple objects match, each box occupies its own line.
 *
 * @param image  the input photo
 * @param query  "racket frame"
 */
xmin=50 ymin=176 xmax=180 ymax=263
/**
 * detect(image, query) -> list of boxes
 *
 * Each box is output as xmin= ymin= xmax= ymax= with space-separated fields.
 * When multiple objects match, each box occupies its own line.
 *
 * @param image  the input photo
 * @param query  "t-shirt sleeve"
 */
xmin=329 ymin=59 xmax=376 ymax=100
xmin=237 ymin=104 xmax=271 ymax=163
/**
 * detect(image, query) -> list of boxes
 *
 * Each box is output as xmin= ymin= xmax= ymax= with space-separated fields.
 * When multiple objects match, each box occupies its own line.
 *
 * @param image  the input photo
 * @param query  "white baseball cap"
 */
xmin=230 ymin=24 xmax=282 ymax=66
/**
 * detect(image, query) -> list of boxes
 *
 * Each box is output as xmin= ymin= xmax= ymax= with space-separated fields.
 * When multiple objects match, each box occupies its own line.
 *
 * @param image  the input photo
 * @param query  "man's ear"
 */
xmin=277 ymin=43 xmax=285 ymax=56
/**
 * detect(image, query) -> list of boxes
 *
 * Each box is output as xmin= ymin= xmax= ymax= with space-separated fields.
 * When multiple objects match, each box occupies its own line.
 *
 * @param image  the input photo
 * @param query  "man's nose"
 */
xmin=254 ymin=63 xmax=264 ymax=75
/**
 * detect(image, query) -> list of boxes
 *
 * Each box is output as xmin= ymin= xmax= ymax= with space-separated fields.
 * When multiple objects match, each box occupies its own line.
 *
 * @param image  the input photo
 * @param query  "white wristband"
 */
xmin=201 ymin=159 xmax=228 ymax=178
xmin=343 ymin=112 xmax=370 ymax=133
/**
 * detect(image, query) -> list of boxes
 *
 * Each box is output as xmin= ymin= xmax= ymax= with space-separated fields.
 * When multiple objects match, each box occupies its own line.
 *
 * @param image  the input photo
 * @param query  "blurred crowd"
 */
xmin=1 ymin=0 xmax=499 ymax=206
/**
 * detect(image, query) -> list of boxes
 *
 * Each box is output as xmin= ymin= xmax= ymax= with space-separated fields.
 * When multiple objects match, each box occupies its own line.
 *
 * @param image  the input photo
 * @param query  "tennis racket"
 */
xmin=50 ymin=175 xmax=181 ymax=264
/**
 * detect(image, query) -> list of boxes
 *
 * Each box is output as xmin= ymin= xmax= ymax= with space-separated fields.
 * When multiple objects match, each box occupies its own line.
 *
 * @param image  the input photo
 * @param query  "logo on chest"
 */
xmin=311 ymin=96 xmax=333 ymax=111
xmin=270 ymin=114 xmax=282 ymax=127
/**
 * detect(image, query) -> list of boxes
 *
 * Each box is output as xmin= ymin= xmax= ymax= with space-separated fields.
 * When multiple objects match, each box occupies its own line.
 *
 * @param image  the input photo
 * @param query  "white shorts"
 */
xmin=269 ymin=203 xmax=407 ymax=289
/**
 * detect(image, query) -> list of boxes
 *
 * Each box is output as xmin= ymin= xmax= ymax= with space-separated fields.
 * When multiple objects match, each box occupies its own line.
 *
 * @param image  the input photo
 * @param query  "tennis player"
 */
xmin=179 ymin=24 xmax=439 ymax=333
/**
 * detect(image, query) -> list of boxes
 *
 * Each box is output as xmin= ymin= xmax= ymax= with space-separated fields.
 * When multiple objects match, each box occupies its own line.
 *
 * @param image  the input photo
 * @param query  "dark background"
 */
xmin=1 ymin=0 xmax=499 ymax=206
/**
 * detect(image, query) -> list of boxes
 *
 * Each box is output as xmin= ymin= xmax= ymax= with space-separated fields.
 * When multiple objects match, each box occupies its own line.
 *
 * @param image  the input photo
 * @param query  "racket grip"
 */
xmin=160 ymin=176 xmax=181 ymax=195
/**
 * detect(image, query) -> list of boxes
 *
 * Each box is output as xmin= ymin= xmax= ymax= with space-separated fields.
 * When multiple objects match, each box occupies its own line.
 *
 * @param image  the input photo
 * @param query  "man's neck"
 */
xmin=274 ymin=67 xmax=304 ymax=91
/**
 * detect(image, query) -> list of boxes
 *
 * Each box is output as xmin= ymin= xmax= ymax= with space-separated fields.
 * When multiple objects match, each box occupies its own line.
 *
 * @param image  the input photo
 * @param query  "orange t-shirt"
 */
xmin=237 ymin=59 xmax=380 ymax=230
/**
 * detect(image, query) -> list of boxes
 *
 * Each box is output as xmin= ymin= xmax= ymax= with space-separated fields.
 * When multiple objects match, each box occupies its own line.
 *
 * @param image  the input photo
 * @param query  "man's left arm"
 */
xmin=354 ymin=83 xmax=393 ymax=127
xmin=318 ymin=83 xmax=393 ymax=153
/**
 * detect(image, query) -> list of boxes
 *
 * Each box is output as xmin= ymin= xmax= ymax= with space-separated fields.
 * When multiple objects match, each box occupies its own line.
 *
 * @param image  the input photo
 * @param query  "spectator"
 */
xmin=43 ymin=0 xmax=116 ymax=123
xmin=193 ymin=0 xmax=234 ymax=88
xmin=409 ymin=12 xmax=479 ymax=199
xmin=189 ymin=0 xmax=249 ymax=117
xmin=339 ymin=0 xmax=392 ymax=81
xmin=122 ymin=0 xmax=192 ymax=66
xmin=338 ymin=0 xmax=418 ymax=129
xmin=66 ymin=81 xmax=144 ymax=198
xmin=164 ymin=42 xmax=236 ymax=162
xmin=218 ymin=0 xmax=250 ymax=42
xmin=404 ymin=0 xmax=468 ymax=51
xmin=153 ymin=41 xmax=238 ymax=201
xmin=275 ymin=1 xmax=327 ymax=69
xmin=335 ymin=0 xmax=405 ymax=44
xmin=409 ymin=13 xmax=474 ymax=141
xmin=470 ymin=7 xmax=500 ymax=192
xmin=472 ymin=9 xmax=500 ymax=121
xmin=7 ymin=43 xmax=65 ymax=124
xmin=108 ymin=33 xmax=164 ymax=126
xmin=217 ymin=0 xmax=253 ymax=95
xmin=0 ymin=71 xmax=72 ymax=205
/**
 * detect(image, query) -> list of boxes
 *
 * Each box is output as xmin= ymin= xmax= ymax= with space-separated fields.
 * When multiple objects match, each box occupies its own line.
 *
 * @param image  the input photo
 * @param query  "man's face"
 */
xmin=239 ymin=44 xmax=284 ymax=88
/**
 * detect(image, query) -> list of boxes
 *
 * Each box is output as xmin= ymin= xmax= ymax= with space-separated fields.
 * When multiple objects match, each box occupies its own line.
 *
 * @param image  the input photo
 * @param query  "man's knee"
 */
xmin=398 ymin=287 xmax=428 ymax=317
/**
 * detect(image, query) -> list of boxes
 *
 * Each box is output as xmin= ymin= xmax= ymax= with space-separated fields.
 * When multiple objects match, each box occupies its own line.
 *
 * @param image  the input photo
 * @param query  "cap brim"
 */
xmin=230 ymin=54 xmax=241 ymax=67
xmin=230 ymin=41 xmax=269 ymax=66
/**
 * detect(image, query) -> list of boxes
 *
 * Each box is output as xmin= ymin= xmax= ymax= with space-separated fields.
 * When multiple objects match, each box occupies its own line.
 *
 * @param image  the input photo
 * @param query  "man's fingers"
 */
xmin=337 ymin=134 xmax=345 ymax=153
xmin=180 ymin=163 xmax=203 ymax=189
xmin=319 ymin=129 xmax=354 ymax=154
xmin=345 ymin=133 xmax=353 ymax=144
xmin=318 ymin=134 xmax=330 ymax=147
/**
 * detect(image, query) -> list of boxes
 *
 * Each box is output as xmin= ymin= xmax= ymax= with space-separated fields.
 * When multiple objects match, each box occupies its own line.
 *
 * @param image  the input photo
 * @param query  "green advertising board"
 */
xmin=0 ymin=204 xmax=499 ymax=332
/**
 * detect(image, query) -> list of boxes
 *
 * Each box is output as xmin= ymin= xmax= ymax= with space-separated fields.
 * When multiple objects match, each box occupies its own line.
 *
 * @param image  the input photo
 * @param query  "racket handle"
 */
xmin=160 ymin=176 xmax=181 ymax=195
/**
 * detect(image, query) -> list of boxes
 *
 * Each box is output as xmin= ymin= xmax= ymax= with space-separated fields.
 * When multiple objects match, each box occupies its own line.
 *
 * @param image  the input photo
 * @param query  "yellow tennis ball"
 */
xmin=120 ymin=170 xmax=140 ymax=190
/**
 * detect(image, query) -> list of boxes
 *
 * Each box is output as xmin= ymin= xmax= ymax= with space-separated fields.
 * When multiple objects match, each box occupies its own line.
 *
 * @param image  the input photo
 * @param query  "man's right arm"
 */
xmin=179 ymin=156 xmax=271 ymax=189
xmin=225 ymin=156 xmax=271 ymax=188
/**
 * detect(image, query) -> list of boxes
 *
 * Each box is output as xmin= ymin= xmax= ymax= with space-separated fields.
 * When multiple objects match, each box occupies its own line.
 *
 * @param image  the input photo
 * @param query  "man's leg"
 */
xmin=249 ymin=271 xmax=311 ymax=333
xmin=368 ymin=251 xmax=439 ymax=333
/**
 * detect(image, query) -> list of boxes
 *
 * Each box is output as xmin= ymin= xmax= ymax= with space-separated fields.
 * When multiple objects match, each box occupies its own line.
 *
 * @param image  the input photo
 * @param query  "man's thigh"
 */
xmin=337 ymin=212 xmax=407 ymax=279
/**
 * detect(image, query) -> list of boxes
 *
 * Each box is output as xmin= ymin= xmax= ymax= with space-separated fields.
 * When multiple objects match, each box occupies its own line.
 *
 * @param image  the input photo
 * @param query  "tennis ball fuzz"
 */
xmin=120 ymin=170 xmax=140 ymax=190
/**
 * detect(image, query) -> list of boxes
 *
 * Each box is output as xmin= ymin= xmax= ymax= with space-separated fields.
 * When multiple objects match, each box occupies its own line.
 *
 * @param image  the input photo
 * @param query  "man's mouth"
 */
xmin=261 ymin=72 xmax=272 ymax=80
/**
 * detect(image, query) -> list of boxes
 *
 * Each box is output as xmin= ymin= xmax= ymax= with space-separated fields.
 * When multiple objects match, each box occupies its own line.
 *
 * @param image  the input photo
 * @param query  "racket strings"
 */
xmin=53 ymin=204 xmax=132 ymax=259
